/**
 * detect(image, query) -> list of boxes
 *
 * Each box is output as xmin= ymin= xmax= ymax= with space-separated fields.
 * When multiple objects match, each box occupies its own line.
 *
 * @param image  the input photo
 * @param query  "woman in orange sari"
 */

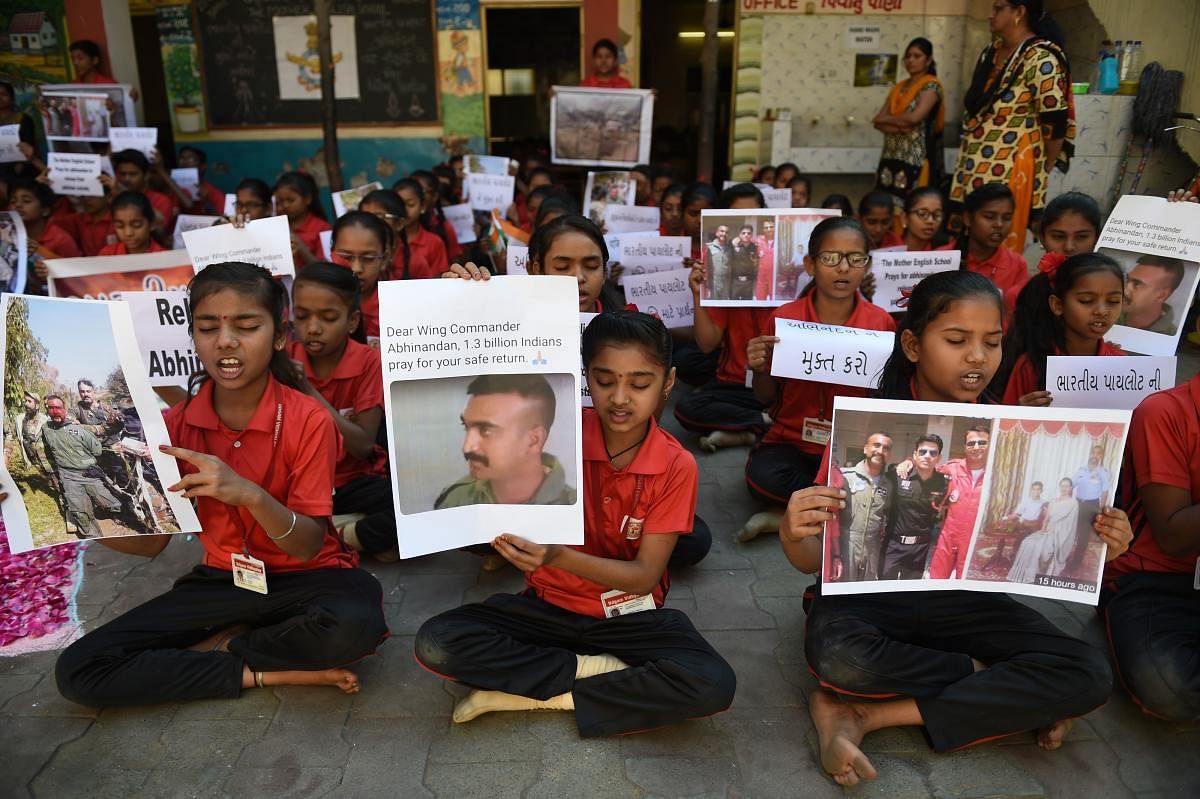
xmin=873 ymin=38 xmax=945 ymax=204
xmin=949 ymin=0 xmax=1074 ymax=252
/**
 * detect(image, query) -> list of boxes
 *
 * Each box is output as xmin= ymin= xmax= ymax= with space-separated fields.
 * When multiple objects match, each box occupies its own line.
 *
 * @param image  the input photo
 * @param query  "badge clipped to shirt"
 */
xmin=231 ymin=552 xmax=268 ymax=594
xmin=802 ymin=417 xmax=832 ymax=447
xmin=601 ymin=589 xmax=657 ymax=618
xmin=621 ymin=515 xmax=644 ymax=540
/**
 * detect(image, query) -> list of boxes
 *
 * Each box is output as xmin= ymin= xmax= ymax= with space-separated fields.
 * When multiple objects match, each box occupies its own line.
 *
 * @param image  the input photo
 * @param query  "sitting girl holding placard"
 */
xmin=778 ymin=270 xmax=1131 ymax=786
xmin=957 ymin=183 xmax=1029 ymax=317
xmin=55 ymin=262 xmax=388 ymax=706
xmin=990 ymin=252 xmax=1125 ymax=406
xmin=738 ymin=218 xmax=895 ymax=542
xmin=414 ymin=311 xmax=735 ymax=737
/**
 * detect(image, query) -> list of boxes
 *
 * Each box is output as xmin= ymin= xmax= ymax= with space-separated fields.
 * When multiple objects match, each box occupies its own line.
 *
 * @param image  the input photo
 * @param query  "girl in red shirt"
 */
xmin=991 ymin=251 xmax=1125 ymax=406
xmin=1038 ymin=191 xmax=1101 ymax=258
xmin=8 ymin=178 xmax=79 ymax=295
xmin=739 ymin=217 xmax=895 ymax=541
xmin=329 ymin=210 xmax=393 ymax=341
xmin=780 ymin=271 xmax=1131 ymax=786
xmin=233 ymin=178 xmax=273 ymax=221
xmin=98 ymin=191 xmax=166 ymax=256
xmin=289 ymin=262 xmax=395 ymax=558
xmin=958 ymin=183 xmax=1029 ymax=317
xmin=274 ymin=171 xmax=330 ymax=269
xmin=54 ymin=262 xmax=387 ymax=707
xmin=879 ymin=187 xmax=953 ymax=251
xmin=391 ymin=178 xmax=449 ymax=275
xmin=414 ymin=311 xmax=733 ymax=736
xmin=410 ymin=169 xmax=463 ymax=262
xmin=358 ymin=189 xmax=433 ymax=280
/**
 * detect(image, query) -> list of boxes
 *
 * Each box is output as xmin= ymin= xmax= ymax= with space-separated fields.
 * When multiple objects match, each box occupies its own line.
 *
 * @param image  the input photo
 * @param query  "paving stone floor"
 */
xmin=3 ymin=348 xmax=1199 ymax=798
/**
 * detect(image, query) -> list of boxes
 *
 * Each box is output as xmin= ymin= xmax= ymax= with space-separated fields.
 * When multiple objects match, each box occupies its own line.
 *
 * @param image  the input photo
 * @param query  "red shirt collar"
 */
xmin=582 ymin=408 xmax=671 ymax=475
xmin=182 ymin=375 xmax=284 ymax=433
xmin=289 ymin=338 xmax=372 ymax=382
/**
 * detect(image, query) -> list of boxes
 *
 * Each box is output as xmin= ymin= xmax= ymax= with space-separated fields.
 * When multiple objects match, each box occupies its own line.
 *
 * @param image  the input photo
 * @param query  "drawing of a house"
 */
xmin=8 ymin=12 xmax=58 ymax=55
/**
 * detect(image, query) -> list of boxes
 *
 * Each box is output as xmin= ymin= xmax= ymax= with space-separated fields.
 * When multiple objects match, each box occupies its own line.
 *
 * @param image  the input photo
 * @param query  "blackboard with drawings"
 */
xmin=194 ymin=0 xmax=439 ymax=127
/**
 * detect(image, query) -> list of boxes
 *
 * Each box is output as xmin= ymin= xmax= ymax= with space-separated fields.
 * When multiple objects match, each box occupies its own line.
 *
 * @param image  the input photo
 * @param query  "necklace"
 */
xmin=606 ymin=428 xmax=649 ymax=464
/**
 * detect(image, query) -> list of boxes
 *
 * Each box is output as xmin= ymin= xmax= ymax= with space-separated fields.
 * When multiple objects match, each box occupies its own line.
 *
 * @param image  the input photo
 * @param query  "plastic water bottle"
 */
xmin=1098 ymin=46 xmax=1120 ymax=94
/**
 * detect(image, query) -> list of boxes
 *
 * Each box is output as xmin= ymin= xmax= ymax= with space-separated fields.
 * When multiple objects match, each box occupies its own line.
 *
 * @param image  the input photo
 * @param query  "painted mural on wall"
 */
xmin=436 ymin=0 xmax=485 ymax=154
xmin=0 ymin=1 xmax=70 ymax=127
xmin=156 ymin=2 xmax=206 ymax=135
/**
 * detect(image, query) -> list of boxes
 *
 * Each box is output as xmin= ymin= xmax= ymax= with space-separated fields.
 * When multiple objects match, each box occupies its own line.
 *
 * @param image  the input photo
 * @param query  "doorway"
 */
xmin=482 ymin=3 xmax=582 ymax=158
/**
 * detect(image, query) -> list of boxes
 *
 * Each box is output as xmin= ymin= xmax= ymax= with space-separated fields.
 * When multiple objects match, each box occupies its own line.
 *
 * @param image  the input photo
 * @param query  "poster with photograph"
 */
xmin=551 ymin=87 xmax=654 ymax=168
xmin=465 ymin=155 xmax=510 ymax=176
xmin=171 ymin=168 xmax=200 ymax=202
xmin=583 ymin=171 xmax=634 ymax=227
xmin=379 ymin=275 xmax=584 ymax=558
xmin=122 ymin=291 xmax=200 ymax=389
xmin=182 ymin=215 xmax=295 ymax=277
xmin=822 ymin=396 xmax=1130 ymax=605
xmin=331 ymin=181 xmax=383 ymax=218
xmin=1044 ymin=355 xmax=1175 ymax=410
xmin=40 ymin=91 xmax=111 ymax=155
xmin=699 ymin=209 xmax=838 ymax=307
xmin=44 ymin=84 xmax=136 ymax=129
xmin=47 ymin=250 xmax=196 ymax=300
xmin=0 ymin=295 xmax=201 ymax=553
xmin=853 ymin=53 xmax=898 ymax=87
xmin=870 ymin=250 xmax=961 ymax=312
xmin=0 ymin=211 xmax=28 ymax=295
xmin=272 ymin=15 xmax=360 ymax=101
xmin=1097 ymin=195 xmax=1200 ymax=356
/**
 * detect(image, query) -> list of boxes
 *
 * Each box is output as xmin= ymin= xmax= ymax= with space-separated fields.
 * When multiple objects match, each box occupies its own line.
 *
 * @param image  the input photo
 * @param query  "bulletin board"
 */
xmin=193 ymin=0 xmax=440 ymax=127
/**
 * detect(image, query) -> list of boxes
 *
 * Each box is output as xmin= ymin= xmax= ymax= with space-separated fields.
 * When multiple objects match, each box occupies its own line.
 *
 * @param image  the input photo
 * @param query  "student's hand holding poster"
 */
xmin=379 ymin=274 xmax=584 ymax=558
xmin=0 ymin=295 xmax=201 ymax=552
xmin=821 ymin=396 xmax=1131 ymax=605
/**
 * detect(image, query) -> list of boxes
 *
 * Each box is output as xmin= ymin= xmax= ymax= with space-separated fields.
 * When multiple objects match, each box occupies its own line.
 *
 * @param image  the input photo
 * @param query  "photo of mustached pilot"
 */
xmin=434 ymin=374 xmax=577 ymax=509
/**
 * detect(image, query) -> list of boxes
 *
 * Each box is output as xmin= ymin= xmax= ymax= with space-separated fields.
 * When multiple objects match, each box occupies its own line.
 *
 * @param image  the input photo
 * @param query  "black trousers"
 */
xmin=334 ymin=474 xmax=398 ymax=554
xmin=671 ymin=341 xmax=719 ymax=387
xmin=744 ymin=442 xmax=822 ymax=506
xmin=804 ymin=588 xmax=1111 ymax=751
xmin=673 ymin=380 xmax=767 ymax=435
xmin=880 ymin=537 xmax=933 ymax=580
xmin=1102 ymin=571 xmax=1200 ymax=722
xmin=56 ymin=565 xmax=388 ymax=707
xmin=414 ymin=591 xmax=736 ymax=737
xmin=670 ymin=515 xmax=713 ymax=568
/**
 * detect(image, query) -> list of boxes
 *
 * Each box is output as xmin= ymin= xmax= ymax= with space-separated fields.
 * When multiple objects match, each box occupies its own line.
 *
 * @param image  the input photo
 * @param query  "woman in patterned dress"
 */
xmin=872 ymin=38 xmax=945 ymax=205
xmin=949 ymin=0 xmax=1073 ymax=252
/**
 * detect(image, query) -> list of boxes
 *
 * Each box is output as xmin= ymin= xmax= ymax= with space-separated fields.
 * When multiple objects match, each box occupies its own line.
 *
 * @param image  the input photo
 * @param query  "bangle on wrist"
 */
xmin=267 ymin=510 xmax=298 ymax=541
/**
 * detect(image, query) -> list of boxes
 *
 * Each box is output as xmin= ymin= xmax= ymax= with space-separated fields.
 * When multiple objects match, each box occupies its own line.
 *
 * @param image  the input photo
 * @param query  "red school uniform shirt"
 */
xmin=97 ymin=239 xmax=166 ymax=256
xmin=359 ymin=289 xmax=380 ymax=339
xmin=1106 ymin=374 xmax=1200 ymax=582
xmin=188 ymin=180 xmax=226 ymax=216
xmin=763 ymin=294 xmax=896 ymax=452
xmin=58 ymin=209 xmax=115 ymax=256
xmin=292 ymin=213 xmax=333 ymax=268
xmin=164 ymin=377 xmax=358 ymax=573
xmin=35 ymin=223 xmax=81 ymax=258
xmin=579 ymin=75 xmax=634 ymax=89
xmin=288 ymin=339 xmax=387 ymax=488
xmin=706 ymin=307 xmax=775 ymax=386
xmin=1001 ymin=342 xmax=1124 ymax=405
xmin=878 ymin=232 xmax=955 ymax=252
xmin=966 ymin=246 xmax=1030 ymax=318
xmin=527 ymin=409 xmax=697 ymax=618
xmin=390 ymin=243 xmax=433 ymax=281
xmin=145 ymin=187 xmax=178 ymax=232
xmin=408 ymin=227 xmax=449 ymax=277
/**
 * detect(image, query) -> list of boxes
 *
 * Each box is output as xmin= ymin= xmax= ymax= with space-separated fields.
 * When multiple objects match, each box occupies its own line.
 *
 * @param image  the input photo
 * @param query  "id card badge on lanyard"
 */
xmin=607 ymin=476 xmax=655 ymax=617
xmin=230 ymin=401 xmax=283 ymax=595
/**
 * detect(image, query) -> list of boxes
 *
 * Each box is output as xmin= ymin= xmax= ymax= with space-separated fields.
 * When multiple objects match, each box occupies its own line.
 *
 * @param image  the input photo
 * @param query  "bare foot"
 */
xmin=1037 ymin=718 xmax=1074 ymax=750
xmin=187 ymin=623 xmax=250 ymax=653
xmin=809 ymin=690 xmax=878 ymax=786
xmin=247 ymin=667 xmax=361 ymax=694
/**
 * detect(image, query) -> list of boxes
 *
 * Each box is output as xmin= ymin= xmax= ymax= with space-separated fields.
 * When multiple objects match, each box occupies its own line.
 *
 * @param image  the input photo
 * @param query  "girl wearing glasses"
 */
xmin=288 ymin=261 xmax=397 ymax=559
xmin=328 ymin=211 xmax=394 ymax=343
xmin=738 ymin=218 xmax=895 ymax=542
xmin=778 ymin=271 xmax=1130 ymax=787
xmin=880 ymin=187 xmax=953 ymax=251
xmin=232 ymin=178 xmax=273 ymax=223
xmin=949 ymin=0 xmax=1072 ymax=252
